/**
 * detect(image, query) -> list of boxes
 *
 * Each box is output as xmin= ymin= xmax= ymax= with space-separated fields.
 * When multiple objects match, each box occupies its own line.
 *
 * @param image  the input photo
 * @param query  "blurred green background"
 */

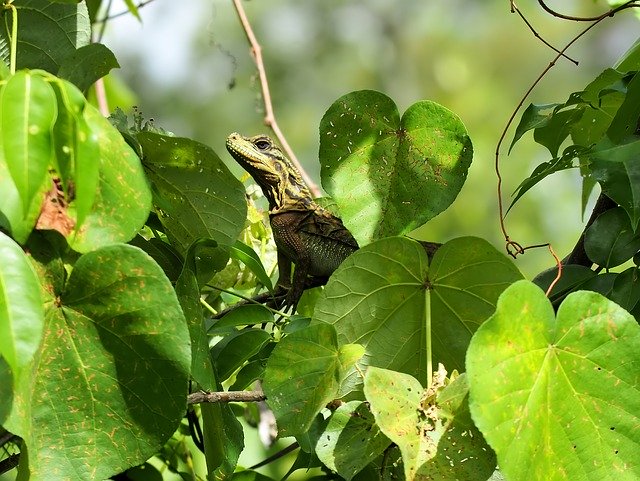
xmin=100 ymin=0 xmax=638 ymax=279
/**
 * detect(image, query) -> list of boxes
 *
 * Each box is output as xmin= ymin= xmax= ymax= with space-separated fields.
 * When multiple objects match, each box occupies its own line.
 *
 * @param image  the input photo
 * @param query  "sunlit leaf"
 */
xmin=320 ymin=90 xmax=472 ymax=244
xmin=467 ymin=280 xmax=640 ymax=481
xmin=314 ymin=237 xmax=522 ymax=396
xmin=0 ymin=71 xmax=57 ymax=212
xmin=0 ymin=231 xmax=44 ymax=377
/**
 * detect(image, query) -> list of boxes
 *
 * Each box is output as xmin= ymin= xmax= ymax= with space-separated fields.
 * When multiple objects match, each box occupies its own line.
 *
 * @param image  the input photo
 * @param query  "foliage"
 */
xmin=0 ymin=1 xmax=639 ymax=481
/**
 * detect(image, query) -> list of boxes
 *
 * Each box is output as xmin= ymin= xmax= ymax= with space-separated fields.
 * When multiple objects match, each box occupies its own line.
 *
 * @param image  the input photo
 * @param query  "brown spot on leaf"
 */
xmin=36 ymin=179 xmax=75 ymax=237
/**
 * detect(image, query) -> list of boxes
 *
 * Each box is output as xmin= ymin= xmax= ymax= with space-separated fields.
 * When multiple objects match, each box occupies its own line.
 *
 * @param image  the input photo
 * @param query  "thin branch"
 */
xmin=494 ymin=7 xmax=625 ymax=258
xmin=537 ymin=0 xmax=639 ymax=22
xmin=187 ymin=390 xmax=266 ymax=404
xmin=231 ymin=0 xmax=321 ymax=197
xmin=94 ymin=0 xmax=157 ymax=25
xmin=249 ymin=442 xmax=299 ymax=470
xmin=510 ymin=1 xmax=577 ymax=64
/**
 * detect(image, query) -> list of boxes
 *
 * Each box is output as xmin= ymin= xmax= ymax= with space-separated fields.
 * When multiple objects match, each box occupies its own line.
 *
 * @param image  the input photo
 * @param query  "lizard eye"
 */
xmin=254 ymin=139 xmax=271 ymax=151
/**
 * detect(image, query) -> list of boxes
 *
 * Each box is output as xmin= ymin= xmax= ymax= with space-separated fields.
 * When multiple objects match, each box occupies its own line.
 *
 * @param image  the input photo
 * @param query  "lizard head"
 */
xmin=226 ymin=132 xmax=311 ymax=210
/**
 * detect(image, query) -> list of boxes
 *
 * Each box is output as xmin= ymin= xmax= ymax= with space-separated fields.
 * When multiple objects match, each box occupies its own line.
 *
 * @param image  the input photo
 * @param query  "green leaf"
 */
xmin=416 ymin=374 xmax=497 ymax=480
xmin=1 ymin=71 xmax=57 ymax=212
xmin=262 ymin=324 xmax=363 ymax=436
xmin=5 ymin=244 xmax=191 ymax=480
xmin=129 ymin=235 xmax=183 ymax=282
xmin=467 ymin=280 xmax=640 ymax=481
xmin=320 ymin=91 xmax=472 ymax=244
xmin=315 ymin=401 xmax=391 ymax=480
xmin=610 ymin=267 xmax=640 ymax=312
xmin=176 ymin=265 xmax=215 ymax=389
xmin=365 ymin=368 xmax=432 ymax=480
xmin=57 ymin=43 xmax=120 ymax=92
xmin=137 ymin=132 xmax=247 ymax=264
xmin=0 ymin=231 xmax=44 ymax=377
xmin=201 ymin=402 xmax=244 ymax=479
xmin=70 ymin=104 xmax=152 ymax=252
xmin=0 ymin=0 xmax=90 ymax=73
xmin=210 ymin=328 xmax=272 ymax=381
xmin=533 ymin=107 xmax=583 ymax=158
xmin=230 ymin=240 xmax=273 ymax=291
xmin=123 ymin=0 xmax=141 ymax=21
xmin=49 ymin=77 xmax=100 ymax=229
xmin=508 ymin=152 xmax=577 ymax=211
xmin=607 ymin=71 xmax=640 ymax=143
xmin=314 ymin=237 xmax=522 ymax=396
xmin=509 ymin=103 xmax=559 ymax=152
xmin=585 ymin=207 xmax=640 ymax=268
xmin=211 ymin=304 xmax=274 ymax=330
xmin=0 ymin=149 xmax=48 ymax=242
xmin=589 ymin=136 xmax=640 ymax=229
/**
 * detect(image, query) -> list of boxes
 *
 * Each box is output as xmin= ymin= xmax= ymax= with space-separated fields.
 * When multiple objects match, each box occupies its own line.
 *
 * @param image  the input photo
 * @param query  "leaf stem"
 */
xmin=425 ymin=289 xmax=432 ymax=388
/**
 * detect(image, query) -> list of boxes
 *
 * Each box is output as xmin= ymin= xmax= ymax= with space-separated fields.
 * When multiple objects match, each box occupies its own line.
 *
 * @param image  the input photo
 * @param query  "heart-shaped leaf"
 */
xmin=314 ymin=236 xmax=522 ymax=396
xmin=5 ymin=244 xmax=191 ymax=480
xmin=320 ymin=90 xmax=472 ymax=245
xmin=467 ymin=280 xmax=640 ymax=481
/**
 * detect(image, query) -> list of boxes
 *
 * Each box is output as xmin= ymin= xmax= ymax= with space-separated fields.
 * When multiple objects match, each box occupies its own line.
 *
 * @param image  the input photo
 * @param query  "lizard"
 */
xmin=226 ymin=132 xmax=359 ymax=311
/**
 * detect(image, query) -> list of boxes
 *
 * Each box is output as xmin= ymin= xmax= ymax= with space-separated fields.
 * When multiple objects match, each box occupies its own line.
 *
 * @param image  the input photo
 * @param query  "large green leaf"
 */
xmin=70 ymin=104 xmax=151 ymax=252
xmin=5 ymin=244 xmax=191 ymax=481
xmin=314 ymin=236 xmax=522 ymax=396
xmin=137 ymin=132 xmax=246 ymax=268
xmin=320 ymin=90 xmax=472 ymax=244
xmin=0 ymin=232 xmax=44 ymax=377
xmin=467 ymin=280 xmax=640 ymax=481
xmin=0 ymin=71 xmax=57 ymax=213
xmin=262 ymin=323 xmax=364 ymax=436
xmin=0 ymin=0 xmax=90 ymax=73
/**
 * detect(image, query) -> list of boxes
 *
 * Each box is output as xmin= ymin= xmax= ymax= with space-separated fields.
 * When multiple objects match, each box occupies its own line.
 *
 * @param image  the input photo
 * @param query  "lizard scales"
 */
xmin=226 ymin=132 xmax=358 ymax=310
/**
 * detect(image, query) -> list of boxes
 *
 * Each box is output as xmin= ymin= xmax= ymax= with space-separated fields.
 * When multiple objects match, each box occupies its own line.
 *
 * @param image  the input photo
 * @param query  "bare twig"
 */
xmin=231 ymin=0 xmax=321 ymax=197
xmin=249 ymin=442 xmax=299 ymax=470
xmin=509 ymin=1 xmax=577 ymax=64
xmin=187 ymin=390 xmax=266 ymax=404
xmin=494 ymin=3 xmax=633 ymax=258
xmin=537 ymin=0 xmax=639 ymax=22
xmin=94 ymin=0 xmax=157 ymax=24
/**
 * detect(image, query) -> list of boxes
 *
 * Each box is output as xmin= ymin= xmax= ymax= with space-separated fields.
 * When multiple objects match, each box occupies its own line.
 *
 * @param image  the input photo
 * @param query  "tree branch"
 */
xmin=187 ymin=390 xmax=266 ymax=404
xmin=231 ymin=0 xmax=321 ymax=197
